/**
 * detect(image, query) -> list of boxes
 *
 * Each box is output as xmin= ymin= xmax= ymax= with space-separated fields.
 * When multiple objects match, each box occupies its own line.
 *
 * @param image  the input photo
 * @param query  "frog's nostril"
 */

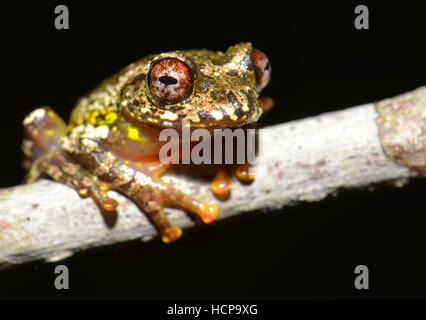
xmin=159 ymin=76 xmax=178 ymax=86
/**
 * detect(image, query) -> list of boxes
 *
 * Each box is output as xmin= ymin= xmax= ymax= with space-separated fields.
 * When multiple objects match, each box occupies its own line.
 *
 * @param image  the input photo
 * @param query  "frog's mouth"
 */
xmin=125 ymin=89 xmax=263 ymax=128
xmin=185 ymin=102 xmax=263 ymax=128
xmin=146 ymin=101 xmax=263 ymax=129
xmin=156 ymin=90 xmax=263 ymax=128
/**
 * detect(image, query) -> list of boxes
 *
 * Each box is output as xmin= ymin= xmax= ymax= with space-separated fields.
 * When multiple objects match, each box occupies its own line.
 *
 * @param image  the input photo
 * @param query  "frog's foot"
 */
xmin=119 ymin=172 xmax=219 ymax=243
xmin=140 ymin=196 xmax=218 ymax=243
xmin=116 ymin=160 xmax=216 ymax=242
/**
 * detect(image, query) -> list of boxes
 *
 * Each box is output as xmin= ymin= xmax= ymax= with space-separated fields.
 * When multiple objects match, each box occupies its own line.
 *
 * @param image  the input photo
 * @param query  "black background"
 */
xmin=0 ymin=1 xmax=425 ymax=299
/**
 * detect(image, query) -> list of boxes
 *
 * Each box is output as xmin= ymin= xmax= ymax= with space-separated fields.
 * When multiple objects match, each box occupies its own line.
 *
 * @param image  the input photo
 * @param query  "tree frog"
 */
xmin=22 ymin=43 xmax=272 ymax=243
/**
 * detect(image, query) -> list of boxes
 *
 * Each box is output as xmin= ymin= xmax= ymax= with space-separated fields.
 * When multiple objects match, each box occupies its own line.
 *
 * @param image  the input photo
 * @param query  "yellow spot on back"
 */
xmin=127 ymin=127 xmax=147 ymax=142
xmin=105 ymin=112 xmax=118 ymax=124
xmin=90 ymin=111 xmax=99 ymax=125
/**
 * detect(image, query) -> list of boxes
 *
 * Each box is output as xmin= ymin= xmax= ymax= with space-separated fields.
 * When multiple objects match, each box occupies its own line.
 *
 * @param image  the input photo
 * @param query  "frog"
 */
xmin=22 ymin=42 xmax=272 ymax=243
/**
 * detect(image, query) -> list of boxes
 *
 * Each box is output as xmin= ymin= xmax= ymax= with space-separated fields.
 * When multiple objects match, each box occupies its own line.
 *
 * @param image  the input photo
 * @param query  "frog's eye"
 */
xmin=148 ymin=57 xmax=194 ymax=104
xmin=252 ymin=48 xmax=271 ymax=90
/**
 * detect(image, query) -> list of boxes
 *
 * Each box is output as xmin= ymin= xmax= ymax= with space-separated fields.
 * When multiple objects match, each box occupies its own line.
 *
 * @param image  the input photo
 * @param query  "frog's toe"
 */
xmin=198 ymin=203 xmax=219 ymax=223
xmin=167 ymin=188 xmax=219 ymax=225
xmin=161 ymin=225 xmax=182 ymax=243
xmin=154 ymin=202 xmax=216 ymax=243
xmin=211 ymin=169 xmax=231 ymax=200
xmin=235 ymin=163 xmax=255 ymax=184
xmin=139 ymin=203 xmax=183 ymax=243
xmin=84 ymin=179 xmax=118 ymax=211
xmin=99 ymin=197 xmax=119 ymax=211
xmin=78 ymin=183 xmax=118 ymax=212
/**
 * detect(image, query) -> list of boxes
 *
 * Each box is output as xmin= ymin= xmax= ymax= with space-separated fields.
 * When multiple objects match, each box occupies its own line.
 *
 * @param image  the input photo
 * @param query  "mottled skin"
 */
xmin=22 ymin=43 xmax=271 ymax=243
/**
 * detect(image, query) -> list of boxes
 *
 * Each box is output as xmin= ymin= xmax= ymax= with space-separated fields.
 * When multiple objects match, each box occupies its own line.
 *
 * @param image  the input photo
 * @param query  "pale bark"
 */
xmin=1 ymin=87 xmax=425 ymax=269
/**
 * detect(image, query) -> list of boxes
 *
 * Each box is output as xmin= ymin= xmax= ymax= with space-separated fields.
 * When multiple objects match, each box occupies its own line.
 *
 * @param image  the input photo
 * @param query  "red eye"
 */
xmin=253 ymin=48 xmax=271 ymax=90
xmin=148 ymin=57 xmax=194 ymax=104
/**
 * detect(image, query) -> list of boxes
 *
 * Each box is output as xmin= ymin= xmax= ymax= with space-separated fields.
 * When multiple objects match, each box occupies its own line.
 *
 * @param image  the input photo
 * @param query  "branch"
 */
xmin=1 ymin=87 xmax=425 ymax=268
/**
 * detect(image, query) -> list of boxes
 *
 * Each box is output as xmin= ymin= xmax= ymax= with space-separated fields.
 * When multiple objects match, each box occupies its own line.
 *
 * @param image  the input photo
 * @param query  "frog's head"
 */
xmin=121 ymin=43 xmax=271 ymax=128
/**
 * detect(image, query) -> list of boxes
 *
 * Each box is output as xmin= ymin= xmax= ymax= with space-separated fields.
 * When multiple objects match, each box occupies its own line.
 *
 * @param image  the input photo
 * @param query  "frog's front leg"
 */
xmin=71 ymin=145 xmax=218 ymax=243
xmin=63 ymin=125 xmax=218 ymax=243
xmin=109 ymin=159 xmax=218 ymax=242
xmin=24 ymin=108 xmax=218 ymax=242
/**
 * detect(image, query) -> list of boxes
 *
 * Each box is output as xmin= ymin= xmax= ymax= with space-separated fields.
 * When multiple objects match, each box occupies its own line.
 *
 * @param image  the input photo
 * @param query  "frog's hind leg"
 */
xmin=23 ymin=107 xmax=119 ymax=211
xmin=73 ymin=150 xmax=218 ymax=243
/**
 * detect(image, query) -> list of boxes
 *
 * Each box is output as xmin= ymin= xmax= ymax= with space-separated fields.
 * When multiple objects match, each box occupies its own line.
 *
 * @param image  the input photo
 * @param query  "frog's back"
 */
xmin=68 ymin=56 xmax=151 ymax=129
